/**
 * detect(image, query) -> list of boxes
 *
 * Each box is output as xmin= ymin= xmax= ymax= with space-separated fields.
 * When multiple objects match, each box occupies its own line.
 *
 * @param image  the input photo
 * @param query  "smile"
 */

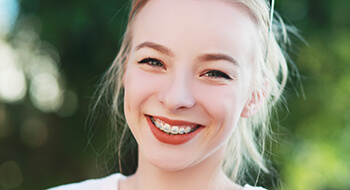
xmin=150 ymin=116 xmax=201 ymax=135
xmin=147 ymin=115 xmax=204 ymax=145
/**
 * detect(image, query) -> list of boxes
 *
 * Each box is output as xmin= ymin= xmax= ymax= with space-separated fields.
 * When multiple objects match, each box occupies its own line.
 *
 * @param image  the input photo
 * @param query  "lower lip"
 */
xmin=146 ymin=116 xmax=203 ymax=145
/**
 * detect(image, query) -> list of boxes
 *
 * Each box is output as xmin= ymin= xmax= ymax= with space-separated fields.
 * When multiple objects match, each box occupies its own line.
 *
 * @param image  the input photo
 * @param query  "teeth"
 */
xmin=155 ymin=121 xmax=163 ymax=130
xmin=179 ymin=127 xmax=185 ymax=134
xmin=163 ymin=124 xmax=171 ymax=133
xmin=171 ymin=126 xmax=179 ymax=134
xmin=151 ymin=117 xmax=199 ymax=135
xmin=158 ymin=123 xmax=164 ymax=130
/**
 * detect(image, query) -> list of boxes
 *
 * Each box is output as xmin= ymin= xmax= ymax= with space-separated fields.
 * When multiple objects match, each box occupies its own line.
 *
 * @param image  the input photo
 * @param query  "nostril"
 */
xmin=157 ymin=88 xmax=195 ymax=111
xmin=157 ymin=73 xmax=195 ymax=111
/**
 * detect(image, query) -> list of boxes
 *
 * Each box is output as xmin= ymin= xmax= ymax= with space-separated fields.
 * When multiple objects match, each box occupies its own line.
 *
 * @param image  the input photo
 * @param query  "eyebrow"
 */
xmin=197 ymin=53 xmax=239 ymax=66
xmin=135 ymin=41 xmax=238 ymax=66
xmin=135 ymin=41 xmax=175 ymax=57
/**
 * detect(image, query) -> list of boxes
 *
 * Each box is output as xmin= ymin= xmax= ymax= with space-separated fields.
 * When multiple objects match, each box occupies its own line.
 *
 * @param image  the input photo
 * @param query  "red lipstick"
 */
xmin=146 ymin=115 xmax=203 ymax=145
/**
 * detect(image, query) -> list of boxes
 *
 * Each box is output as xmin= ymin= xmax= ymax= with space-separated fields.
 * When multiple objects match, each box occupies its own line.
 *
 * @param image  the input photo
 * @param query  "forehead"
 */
xmin=132 ymin=0 xmax=258 ymax=62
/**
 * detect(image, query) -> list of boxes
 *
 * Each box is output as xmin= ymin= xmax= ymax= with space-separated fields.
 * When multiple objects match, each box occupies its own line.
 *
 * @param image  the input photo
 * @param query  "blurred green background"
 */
xmin=0 ymin=0 xmax=349 ymax=189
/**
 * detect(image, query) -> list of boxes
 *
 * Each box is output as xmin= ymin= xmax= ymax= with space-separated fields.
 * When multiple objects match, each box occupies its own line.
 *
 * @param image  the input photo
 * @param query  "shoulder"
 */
xmin=242 ymin=184 xmax=267 ymax=190
xmin=47 ymin=173 xmax=125 ymax=190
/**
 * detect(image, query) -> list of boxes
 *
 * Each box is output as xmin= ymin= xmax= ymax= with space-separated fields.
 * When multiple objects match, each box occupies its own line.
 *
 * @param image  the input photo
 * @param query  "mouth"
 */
xmin=146 ymin=115 xmax=204 ymax=145
xmin=150 ymin=116 xmax=201 ymax=135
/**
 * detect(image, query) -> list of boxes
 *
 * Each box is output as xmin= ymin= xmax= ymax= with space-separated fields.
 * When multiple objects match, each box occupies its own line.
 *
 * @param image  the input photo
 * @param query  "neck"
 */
xmin=121 ymin=146 xmax=239 ymax=190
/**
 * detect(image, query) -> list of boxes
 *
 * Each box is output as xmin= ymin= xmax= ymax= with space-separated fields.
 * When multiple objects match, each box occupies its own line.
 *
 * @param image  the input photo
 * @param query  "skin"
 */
xmin=121 ymin=0 xmax=261 ymax=189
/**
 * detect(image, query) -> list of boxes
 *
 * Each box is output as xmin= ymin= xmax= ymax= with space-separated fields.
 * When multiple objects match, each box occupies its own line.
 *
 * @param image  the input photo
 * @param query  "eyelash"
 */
xmin=137 ymin=57 xmax=232 ymax=80
xmin=201 ymin=70 xmax=233 ymax=80
xmin=138 ymin=57 xmax=165 ymax=68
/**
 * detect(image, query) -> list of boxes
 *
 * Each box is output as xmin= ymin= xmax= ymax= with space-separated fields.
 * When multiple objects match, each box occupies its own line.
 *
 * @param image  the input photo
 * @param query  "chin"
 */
xmin=142 ymin=146 xmax=198 ymax=172
xmin=149 ymin=157 xmax=193 ymax=172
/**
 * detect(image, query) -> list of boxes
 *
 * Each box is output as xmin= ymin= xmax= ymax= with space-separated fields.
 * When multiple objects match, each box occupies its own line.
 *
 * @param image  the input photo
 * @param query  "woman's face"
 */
xmin=124 ymin=0 xmax=258 ymax=171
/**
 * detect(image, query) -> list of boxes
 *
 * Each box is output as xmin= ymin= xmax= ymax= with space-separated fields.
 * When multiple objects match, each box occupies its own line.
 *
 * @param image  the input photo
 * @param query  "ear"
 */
xmin=241 ymin=81 xmax=269 ymax=118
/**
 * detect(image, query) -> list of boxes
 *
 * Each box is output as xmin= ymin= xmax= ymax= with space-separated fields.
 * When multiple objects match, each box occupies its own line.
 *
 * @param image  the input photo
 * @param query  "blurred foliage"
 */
xmin=0 ymin=0 xmax=349 ymax=190
xmin=274 ymin=0 xmax=350 ymax=189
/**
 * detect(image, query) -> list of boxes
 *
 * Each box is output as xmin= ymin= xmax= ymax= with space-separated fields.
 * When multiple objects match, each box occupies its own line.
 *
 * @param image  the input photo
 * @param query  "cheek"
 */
xmin=123 ymin=66 xmax=158 ymax=139
xmin=124 ymin=66 xmax=160 ymax=115
xmin=195 ymin=83 xmax=246 ymax=128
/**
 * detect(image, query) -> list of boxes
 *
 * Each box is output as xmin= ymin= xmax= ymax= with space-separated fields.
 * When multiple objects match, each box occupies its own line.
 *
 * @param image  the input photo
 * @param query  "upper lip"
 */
xmin=147 ymin=115 xmax=203 ymax=126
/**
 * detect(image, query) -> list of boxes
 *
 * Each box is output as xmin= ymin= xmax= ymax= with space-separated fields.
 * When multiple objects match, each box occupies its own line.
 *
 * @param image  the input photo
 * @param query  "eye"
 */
xmin=201 ymin=70 xmax=233 ymax=80
xmin=138 ymin=57 xmax=165 ymax=68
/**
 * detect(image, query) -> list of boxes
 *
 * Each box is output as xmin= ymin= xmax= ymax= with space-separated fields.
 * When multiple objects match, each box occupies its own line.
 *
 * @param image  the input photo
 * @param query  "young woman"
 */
xmin=50 ymin=0 xmax=293 ymax=189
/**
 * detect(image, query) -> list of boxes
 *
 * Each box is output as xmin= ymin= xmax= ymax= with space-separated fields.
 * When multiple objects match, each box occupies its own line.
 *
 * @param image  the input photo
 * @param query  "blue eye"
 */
xmin=202 ymin=70 xmax=232 ymax=80
xmin=138 ymin=57 xmax=164 ymax=68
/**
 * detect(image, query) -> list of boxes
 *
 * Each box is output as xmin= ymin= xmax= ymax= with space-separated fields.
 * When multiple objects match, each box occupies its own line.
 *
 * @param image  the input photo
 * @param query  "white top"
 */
xmin=47 ymin=173 xmax=266 ymax=190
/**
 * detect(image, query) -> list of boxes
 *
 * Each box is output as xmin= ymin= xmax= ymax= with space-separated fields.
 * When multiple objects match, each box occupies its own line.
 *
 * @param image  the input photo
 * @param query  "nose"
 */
xmin=157 ymin=72 xmax=195 ymax=111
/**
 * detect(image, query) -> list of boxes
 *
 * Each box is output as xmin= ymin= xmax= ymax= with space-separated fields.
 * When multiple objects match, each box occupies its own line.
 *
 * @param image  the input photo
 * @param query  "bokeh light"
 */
xmin=29 ymin=73 xmax=63 ymax=112
xmin=0 ymin=41 xmax=26 ymax=103
xmin=0 ymin=14 xmax=77 ymax=115
xmin=0 ymin=161 xmax=23 ymax=189
xmin=0 ymin=67 xmax=26 ymax=103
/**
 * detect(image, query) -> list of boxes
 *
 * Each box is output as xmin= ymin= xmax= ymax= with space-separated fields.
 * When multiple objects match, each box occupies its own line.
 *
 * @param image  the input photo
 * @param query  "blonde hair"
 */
xmin=92 ymin=0 xmax=295 ymax=184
